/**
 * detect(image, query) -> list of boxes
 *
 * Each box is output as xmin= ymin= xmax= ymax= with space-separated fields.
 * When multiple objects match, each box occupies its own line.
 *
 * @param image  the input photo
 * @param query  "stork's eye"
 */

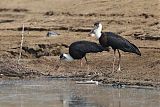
xmin=94 ymin=22 xmax=100 ymax=27
xmin=60 ymin=54 xmax=66 ymax=60
xmin=60 ymin=54 xmax=63 ymax=59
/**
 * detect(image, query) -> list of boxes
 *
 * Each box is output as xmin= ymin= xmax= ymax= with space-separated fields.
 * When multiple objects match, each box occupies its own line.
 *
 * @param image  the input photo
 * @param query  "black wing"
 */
xmin=69 ymin=41 xmax=106 ymax=59
xmin=103 ymin=32 xmax=141 ymax=55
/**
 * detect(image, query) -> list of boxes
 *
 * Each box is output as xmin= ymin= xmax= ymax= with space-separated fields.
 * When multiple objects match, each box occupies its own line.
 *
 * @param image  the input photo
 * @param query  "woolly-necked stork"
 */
xmin=60 ymin=40 xmax=108 ymax=66
xmin=89 ymin=22 xmax=141 ymax=72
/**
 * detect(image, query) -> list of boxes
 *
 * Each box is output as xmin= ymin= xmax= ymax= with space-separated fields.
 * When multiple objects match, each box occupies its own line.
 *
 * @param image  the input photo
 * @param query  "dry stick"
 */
xmin=18 ymin=24 xmax=25 ymax=64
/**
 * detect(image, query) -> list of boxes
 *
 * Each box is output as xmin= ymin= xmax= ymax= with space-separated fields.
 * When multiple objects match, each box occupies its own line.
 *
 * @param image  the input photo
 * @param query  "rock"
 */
xmin=46 ymin=31 xmax=60 ymax=37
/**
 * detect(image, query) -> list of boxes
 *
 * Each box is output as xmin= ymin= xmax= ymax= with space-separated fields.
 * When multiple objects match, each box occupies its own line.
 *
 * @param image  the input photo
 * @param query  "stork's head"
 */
xmin=60 ymin=53 xmax=74 ymax=61
xmin=89 ymin=22 xmax=102 ymax=39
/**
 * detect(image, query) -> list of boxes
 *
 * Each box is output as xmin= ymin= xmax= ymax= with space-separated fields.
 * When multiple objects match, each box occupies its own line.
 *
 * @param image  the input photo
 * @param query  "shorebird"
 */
xmin=60 ymin=40 xmax=108 ymax=66
xmin=89 ymin=22 xmax=141 ymax=72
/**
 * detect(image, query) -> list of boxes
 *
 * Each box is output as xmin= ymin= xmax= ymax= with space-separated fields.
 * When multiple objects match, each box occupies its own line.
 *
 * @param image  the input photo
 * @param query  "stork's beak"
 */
xmin=59 ymin=55 xmax=64 ymax=64
xmin=88 ymin=26 xmax=96 ymax=37
xmin=59 ymin=57 xmax=61 ymax=64
xmin=61 ymin=56 xmax=66 ymax=60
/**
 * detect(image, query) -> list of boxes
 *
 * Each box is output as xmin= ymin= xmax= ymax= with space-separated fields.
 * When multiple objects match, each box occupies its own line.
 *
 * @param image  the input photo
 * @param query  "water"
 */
xmin=0 ymin=78 xmax=159 ymax=107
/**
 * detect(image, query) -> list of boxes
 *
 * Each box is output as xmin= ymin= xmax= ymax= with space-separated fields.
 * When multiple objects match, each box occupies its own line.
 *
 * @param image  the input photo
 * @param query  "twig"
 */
xmin=18 ymin=24 xmax=25 ymax=64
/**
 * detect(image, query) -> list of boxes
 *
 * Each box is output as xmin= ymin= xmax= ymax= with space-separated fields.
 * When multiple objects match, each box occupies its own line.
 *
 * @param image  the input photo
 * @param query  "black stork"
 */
xmin=60 ymin=40 xmax=108 ymax=66
xmin=89 ymin=22 xmax=141 ymax=72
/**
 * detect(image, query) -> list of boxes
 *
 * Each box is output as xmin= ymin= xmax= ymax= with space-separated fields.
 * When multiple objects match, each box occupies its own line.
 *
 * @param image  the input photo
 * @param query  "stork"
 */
xmin=60 ymin=40 xmax=108 ymax=66
xmin=89 ymin=22 xmax=141 ymax=72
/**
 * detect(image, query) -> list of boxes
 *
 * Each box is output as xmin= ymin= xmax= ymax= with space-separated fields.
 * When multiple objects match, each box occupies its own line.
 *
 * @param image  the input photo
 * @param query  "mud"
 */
xmin=7 ymin=43 xmax=65 ymax=58
xmin=0 ymin=0 xmax=160 ymax=87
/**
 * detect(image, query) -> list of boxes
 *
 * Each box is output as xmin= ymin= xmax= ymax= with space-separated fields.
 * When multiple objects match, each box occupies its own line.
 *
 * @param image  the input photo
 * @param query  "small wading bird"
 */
xmin=89 ymin=22 xmax=141 ymax=72
xmin=60 ymin=40 xmax=108 ymax=66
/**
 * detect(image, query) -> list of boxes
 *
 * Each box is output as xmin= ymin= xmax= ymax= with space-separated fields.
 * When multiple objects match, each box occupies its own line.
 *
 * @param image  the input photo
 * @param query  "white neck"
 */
xmin=95 ymin=29 xmax=102 ymax=39
xmin=95 ymin=24 xmax=102 ymax=39
xmin=63 ymin=54 xmax=74 ymax=61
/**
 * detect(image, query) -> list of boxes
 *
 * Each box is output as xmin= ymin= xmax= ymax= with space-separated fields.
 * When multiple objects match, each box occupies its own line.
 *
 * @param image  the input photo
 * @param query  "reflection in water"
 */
xmin=0 ymin=78 xmax=159 ymax=107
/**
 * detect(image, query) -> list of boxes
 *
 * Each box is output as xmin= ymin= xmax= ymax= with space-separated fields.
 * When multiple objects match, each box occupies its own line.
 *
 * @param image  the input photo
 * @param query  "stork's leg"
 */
xmin=80 ymin=56 xmax=88 ymax=67
xmin=84 ymin=56 xmax=88 ymax=64
xmin=80 ymin=59 xmax=83 ymax=67
xmin=112 ymin=50 xmax=116 ymax=73
xmin=84 ymin=55 xmax=90 ymax=70
xmin=117 ymin=49 xmax=121 ymax=71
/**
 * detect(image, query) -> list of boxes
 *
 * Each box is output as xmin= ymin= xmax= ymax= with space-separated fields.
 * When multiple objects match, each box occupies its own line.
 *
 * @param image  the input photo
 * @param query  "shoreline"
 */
xmin=0 ymin=0 xmax=159 ymax=90
xmin=0 ymin=59 xmax=159 ymax=89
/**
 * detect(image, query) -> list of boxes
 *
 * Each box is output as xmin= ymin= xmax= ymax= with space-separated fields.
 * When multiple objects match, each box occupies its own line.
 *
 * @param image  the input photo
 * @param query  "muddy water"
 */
xmin=0 ymin=78 xmax=159 ymax=107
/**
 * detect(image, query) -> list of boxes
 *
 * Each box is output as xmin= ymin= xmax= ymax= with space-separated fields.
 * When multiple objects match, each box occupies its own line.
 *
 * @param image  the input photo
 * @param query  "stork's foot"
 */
xmin=111 ymin=68 xmax=121 ymax=74
xmin=85 ymin=61 xmax=89 ymax=65
xmin=87 ymin=65 xmax=90 ymax=71
xmin=117 ymin=67 xmax=121 ymax=71
xmin=117 ymin=65 xmax=121 ymax=71
xmin=111 ymin=68 xmax=115 ymax=74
